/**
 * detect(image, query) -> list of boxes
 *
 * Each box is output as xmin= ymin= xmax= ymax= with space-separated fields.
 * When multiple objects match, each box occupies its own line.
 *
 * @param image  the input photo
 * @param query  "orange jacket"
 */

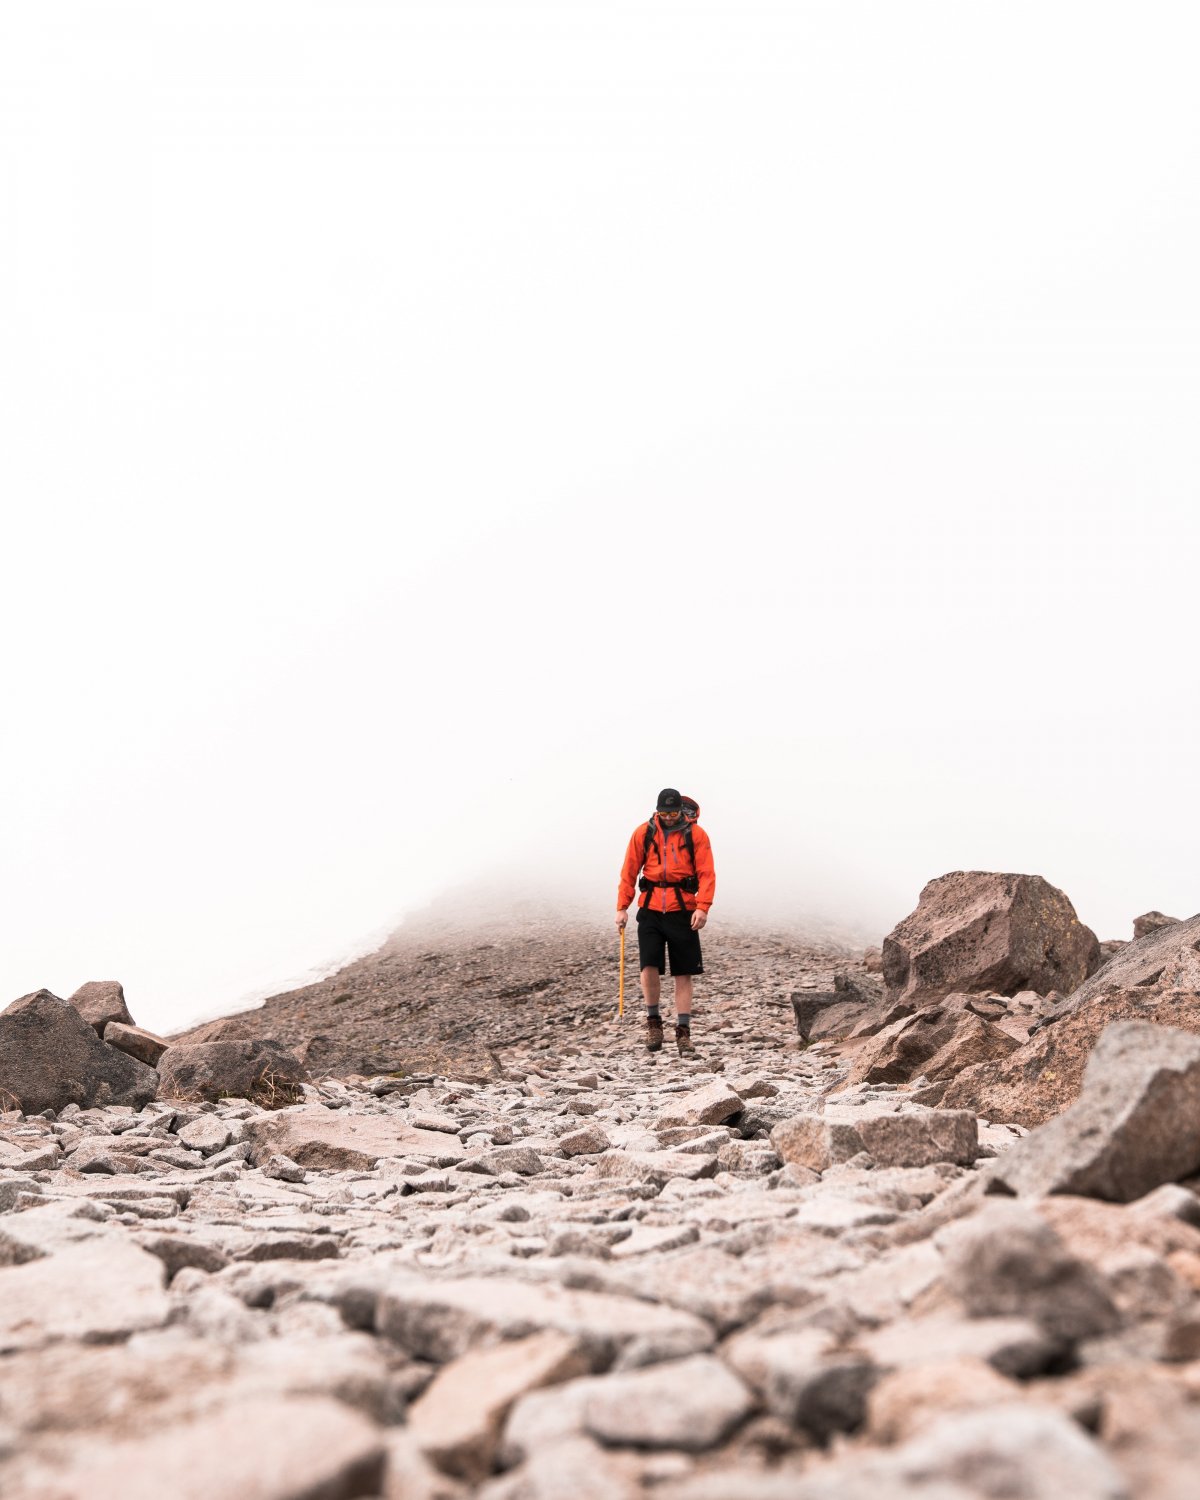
xmin=618 ymin=817 xmax=716 ymax=915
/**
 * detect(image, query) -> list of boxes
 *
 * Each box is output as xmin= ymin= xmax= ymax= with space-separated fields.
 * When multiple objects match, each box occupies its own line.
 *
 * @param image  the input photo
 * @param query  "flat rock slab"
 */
xmin=608 ymin=1224 xmax=700 ymax=1259
xmin=0 ymin=1203 xmax=110 ymax=1266
xmin=0 ymin=1238 xmax=168 ymax=1352
xmin=861 ymin=1315 xmax=1060 ymax=1380
xmin=10 ymin=1394 xmax=386 ymax=1500
xmin=655 ymin=1080 xmax=744 ymax=1128
xmin=591 ymin=1150 xmax=718 ymax=1186
xmin=408 ymin=1329 xmax=587 ymax=1480
xmin=375 ymin=1273 xmax=714 ymax=1369
xmin=176 ymin=1116 xmax=235 ymax=1154
xmin=992 ymin=1020 xmax=1200 ymax=1201
xmin=581 ymin=1354 xmax=755 ymax=1450
xmin=0 ymin=1137 xmax=59 ymax=1172
xmin=245 ymin=1106 xmax=465 ymax=1170
xmin=788 ymin=1198 xmax=901 ymax=1235
xmin=103 ymin=1021 xmax=169 ymax=1067
xmin=559 ymin=1124 xmax=611 ymax=1156
xmin=460 ymin=1146 xmax=544 ymax=1176
xmin=406 ymin=1111 xmax=462 ymax=1134
xmin=772 ymin=1103 xmax=977 ymax=1171
xmin=503 ymin=1355 xmax=755 ymax=1460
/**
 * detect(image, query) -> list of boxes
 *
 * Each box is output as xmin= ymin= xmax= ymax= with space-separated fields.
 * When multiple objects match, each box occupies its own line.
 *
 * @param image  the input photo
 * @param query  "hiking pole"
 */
xmin=619 ymin=926 xmax=625 ymax=1018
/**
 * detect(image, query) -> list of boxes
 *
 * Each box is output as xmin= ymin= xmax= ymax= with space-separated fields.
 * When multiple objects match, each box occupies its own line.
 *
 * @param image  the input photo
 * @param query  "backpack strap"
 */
xmin=638 ymin=816 xmax=699 ymax=908
xmin=642 ymin=815 xmax=696 ymax=868
xmin=641 ymin=815 xmax=658 ymax=870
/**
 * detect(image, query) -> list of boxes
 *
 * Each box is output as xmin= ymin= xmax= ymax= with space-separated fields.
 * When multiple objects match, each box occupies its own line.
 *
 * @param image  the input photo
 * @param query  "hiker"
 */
xmin=616 ymin=788 xmax=716 ymax=1055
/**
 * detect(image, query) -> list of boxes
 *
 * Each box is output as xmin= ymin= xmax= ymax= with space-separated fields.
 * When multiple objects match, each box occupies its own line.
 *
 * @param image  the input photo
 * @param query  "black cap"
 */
xmin=656 ymin=788 xmax=682 ymax=812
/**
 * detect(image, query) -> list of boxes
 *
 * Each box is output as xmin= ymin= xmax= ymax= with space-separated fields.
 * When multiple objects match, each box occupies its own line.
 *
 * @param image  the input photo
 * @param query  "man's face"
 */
xmin=658 ymin=807 xmax=682 ymax=825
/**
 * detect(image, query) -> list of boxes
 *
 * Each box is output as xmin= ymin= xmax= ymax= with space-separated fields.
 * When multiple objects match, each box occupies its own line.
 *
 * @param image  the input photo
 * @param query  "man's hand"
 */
xmin=615 ymin=909 xmax=628 ymax=931
xmin=691 ymin=909 xmax=708 ymax=931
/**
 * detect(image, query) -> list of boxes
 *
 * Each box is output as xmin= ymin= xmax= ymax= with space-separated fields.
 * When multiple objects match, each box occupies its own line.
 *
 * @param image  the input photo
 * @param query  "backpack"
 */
xmin=638 ymin=795 xmax=701 ymax=898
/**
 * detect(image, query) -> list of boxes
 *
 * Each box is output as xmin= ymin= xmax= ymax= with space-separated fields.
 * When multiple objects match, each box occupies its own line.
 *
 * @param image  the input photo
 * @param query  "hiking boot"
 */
xmin=645 ymin=1015 xmax=664 ymax=1053
xmin=675 ymin=1024 xmax=695 ymax=1056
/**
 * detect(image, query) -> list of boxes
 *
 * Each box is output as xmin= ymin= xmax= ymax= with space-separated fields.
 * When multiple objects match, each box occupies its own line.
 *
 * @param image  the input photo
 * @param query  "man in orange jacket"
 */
xmin=616 ymin=788 xmax=716 ymax=1055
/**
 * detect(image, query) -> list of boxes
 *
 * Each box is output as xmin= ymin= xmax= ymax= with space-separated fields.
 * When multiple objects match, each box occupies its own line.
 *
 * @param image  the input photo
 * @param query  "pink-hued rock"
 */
xmin=0 ymin=1239 xmax=169 ymax=1352
xmin=654 ymin=1079 xmax=743 ymax=1127
xmin=1040 ymin=912 xmax=1200 ymax=1027
xmin=991 ymin=1020 xmax=1200 ymax=1202
xmin=157 ymin=1039 xmax=308 ymax=1108
xmin=375 ymin=1275 xmax=712 ymax=1369
xmin=772 ymin=1102 xmax=978 ymax=1172
xmin=9 ymin=1395 xmax=386 ymax=1500
xmin=245 ymin=1105 xmax=465 ymax=1170
xmin=103 ymin=1021 xmax=170 ymax=1067
xmin=943 ymin=989 xmax=1200 ymax=1128
xmin=882 ymin=872 xmax=1100 ymax=1006
xmin=844 ymin=997 xmax=1020 ymax=1091
xmin=408 ymin=1330 xmax=587 ymax=1479
xmin=68 ymin=980 xmax=135 ymax=1036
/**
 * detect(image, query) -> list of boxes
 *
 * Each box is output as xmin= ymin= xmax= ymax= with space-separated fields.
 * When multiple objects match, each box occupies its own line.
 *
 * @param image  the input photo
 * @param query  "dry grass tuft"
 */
xmin=247 ymin=1066 xmax=304 ymax=1110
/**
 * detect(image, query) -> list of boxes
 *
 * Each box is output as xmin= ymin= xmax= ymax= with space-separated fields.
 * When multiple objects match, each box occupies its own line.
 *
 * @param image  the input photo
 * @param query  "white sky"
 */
xmin=2 ymin=3 xmax=1198 ymax=1035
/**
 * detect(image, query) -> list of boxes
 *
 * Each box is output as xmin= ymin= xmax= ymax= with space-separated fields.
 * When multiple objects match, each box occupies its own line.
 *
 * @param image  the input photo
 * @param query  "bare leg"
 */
xmin=674 ymin=974 xmax=693 ymax=1020
xmin=640 ymin=967 xmax=661 ymax=1008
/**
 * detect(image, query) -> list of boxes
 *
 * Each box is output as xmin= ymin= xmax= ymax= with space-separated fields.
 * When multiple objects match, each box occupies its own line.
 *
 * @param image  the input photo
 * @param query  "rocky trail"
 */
xmin=5 ymin=883 xmax=1200 ymax=1497
xmin=172 ymin=913 xmax=832 ymax=1082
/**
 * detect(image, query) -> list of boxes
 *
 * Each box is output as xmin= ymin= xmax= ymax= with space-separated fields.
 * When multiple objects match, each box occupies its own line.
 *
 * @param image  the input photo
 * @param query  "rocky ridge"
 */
xmin=5 ymin=888 xmax=1200 ymax=1496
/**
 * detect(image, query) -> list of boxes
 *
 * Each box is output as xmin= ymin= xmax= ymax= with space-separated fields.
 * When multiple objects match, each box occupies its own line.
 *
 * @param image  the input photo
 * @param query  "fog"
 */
xmin=3 ymin=4 xmax=1198 ymax=1036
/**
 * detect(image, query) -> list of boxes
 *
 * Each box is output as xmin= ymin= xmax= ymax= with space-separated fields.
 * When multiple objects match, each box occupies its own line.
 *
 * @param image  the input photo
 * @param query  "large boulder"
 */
xmin=943 ymin=988 xmax=1200 ymax=1128
xmin=882 ymin=872 xmax=1100 ymax=1006
xmin=156 ymin=1039 xmax=308 ymax=1108
xmin=68 ymin=980 xmax=134 ymax=1036
xmin=0 ymin=991 xmax=158 ymax=1115
xmin=991 ymin=1020 xmax=1200 ymax=1201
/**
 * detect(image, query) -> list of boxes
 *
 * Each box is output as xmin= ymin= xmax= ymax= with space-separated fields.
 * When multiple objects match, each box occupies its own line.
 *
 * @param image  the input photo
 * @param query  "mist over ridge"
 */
xmin=2 ymin=1 xmax=1196 ymax=1041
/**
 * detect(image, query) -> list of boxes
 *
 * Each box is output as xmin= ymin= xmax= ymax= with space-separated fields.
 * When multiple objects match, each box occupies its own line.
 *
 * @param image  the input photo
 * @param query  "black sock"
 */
xmin=677 ymin=1015 xmax=691 ymax=1031
xmin=647 ymin=1004 xmax=660 ymax=1018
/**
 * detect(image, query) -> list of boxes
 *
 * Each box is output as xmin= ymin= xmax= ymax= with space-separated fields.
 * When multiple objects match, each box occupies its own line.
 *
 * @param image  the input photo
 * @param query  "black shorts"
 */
xmin=636 ymin=904 xmax=703 ymax=976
